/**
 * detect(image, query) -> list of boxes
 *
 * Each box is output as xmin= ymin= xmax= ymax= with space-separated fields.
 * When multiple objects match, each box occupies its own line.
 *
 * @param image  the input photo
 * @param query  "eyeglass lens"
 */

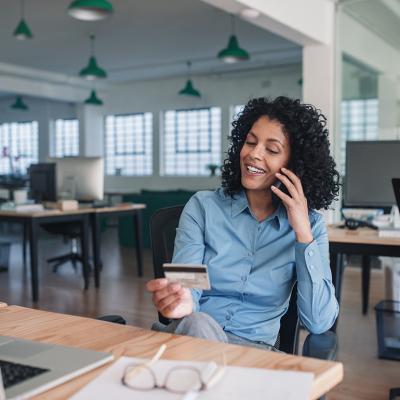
xmin=124 ymin=365 xmax=203 ymax=393
xmin=165 ymin=367 xmax=202 ymax=393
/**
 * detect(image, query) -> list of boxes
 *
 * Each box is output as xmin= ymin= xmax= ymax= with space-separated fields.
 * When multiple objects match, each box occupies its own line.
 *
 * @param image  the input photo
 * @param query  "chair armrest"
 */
xmin=96 ymin=315 xmax=126 ymax=325
xmin=302 ymin=331 xmax=338 ymax=361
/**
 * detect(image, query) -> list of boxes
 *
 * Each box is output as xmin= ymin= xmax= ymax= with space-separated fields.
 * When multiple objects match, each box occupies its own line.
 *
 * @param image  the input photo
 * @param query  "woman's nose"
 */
xmin=249 ymin=145 xmax=263 ymax=160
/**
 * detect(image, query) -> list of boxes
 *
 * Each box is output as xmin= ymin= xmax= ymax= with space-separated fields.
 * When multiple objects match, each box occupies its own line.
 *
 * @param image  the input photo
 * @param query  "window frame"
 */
xmin=161 ymin=106 xmax=221 ymax=177
xmin=104 ymin=111 xmax=153 ymax=177
xmin=51 ymin=118 xmax=79 ymax=158
xmin=0 ymin=120 xmax=39 ymax=175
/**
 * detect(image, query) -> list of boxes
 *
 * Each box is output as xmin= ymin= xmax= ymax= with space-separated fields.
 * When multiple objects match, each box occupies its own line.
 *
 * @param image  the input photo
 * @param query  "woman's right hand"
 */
xmin=146 ymin=278 xmax=194 ymax=319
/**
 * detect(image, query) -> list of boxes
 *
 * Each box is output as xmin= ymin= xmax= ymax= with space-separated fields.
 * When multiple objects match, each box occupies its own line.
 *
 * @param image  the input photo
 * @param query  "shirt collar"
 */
xmin=231 ymin=191 xmax=286 ymax=230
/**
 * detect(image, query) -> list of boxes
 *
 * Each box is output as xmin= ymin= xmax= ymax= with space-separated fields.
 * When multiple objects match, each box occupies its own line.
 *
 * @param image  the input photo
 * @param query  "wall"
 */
xmin=0 ymin=97 xmax=77 ymax=163
xmin=0 ymin=64 xmax=302 ymax=192
xmin=339 ymin=11 xmax=400 ymax=140
xmin=102 ymin=64 xmax=302 ymax=192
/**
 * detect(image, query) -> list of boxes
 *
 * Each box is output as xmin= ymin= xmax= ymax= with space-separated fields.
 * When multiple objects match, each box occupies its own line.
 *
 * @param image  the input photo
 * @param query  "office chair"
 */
xmin=42 ymin=223 xmax=90 ymax=284
xmin=150 ymin=205 xmax=338 ymax=359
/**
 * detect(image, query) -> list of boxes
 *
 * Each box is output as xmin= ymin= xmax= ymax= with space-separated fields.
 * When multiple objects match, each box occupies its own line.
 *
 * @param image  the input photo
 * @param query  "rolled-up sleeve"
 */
xmin=295 ymin=212 xmax=339 ymax=333
xmin=171 ymin=195 xmax=205 ymax=312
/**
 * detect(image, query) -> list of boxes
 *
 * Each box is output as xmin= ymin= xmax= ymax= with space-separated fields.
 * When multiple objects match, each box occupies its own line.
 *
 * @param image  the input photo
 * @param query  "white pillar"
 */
xmin=77 ymin=104 xmax=104 ymax=157
xmin=378 ymin=74 xmax=398 ymax=140
xmin=302 ymin=8 xmax=340 ymax=222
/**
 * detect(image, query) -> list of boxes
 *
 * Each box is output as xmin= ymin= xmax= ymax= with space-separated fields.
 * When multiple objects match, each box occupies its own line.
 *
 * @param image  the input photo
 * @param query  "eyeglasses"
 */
xmin=121 ymin=344 xmax=226 ymax=396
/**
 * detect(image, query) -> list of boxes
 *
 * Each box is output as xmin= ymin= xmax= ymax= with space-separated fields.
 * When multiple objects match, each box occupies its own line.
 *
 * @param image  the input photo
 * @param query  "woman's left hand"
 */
xmin=271 ymin=167 xmax=313 ymax=243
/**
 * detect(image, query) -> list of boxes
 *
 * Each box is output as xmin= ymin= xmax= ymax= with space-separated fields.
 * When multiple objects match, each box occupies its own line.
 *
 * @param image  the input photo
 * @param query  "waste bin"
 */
xmin=375 ymin=300 xmax=400 ymax=361
xmin=381 ymin=257 xmax=400 ymax=302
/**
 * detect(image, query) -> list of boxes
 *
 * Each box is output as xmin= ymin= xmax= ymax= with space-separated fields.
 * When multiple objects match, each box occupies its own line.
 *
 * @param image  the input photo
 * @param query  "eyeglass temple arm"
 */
xmin=204 ymin=353 xmax=227 ymax=389
xmin=124 ymin=343 xmax=167 ymax=381
xmin=205 ymin=366 xmax=226 ymax=389
xmin=145 ymin=343 xmax=167 ymax=368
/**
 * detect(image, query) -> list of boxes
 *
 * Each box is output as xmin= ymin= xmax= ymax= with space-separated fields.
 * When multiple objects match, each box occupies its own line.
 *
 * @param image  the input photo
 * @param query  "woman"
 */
xmin=147 ymin=96 xmax=340 ymax=351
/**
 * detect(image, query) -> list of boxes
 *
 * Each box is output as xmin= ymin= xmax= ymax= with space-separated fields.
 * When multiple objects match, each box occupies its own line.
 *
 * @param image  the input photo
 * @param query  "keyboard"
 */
xmin=0 ymin=359 xmax=49 ymax=389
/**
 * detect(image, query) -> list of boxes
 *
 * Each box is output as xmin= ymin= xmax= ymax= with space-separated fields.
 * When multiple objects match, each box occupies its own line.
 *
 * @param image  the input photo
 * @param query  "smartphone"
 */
xmin=271 ymin=164 xmax=294 ymax=205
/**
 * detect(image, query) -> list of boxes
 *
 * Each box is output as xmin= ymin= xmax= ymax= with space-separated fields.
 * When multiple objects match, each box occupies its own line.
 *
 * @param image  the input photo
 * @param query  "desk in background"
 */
xmin=0 ymin=204 xmax=146 ymax=302
xmin=0 ymin=209 xmax=91 ymax=302
xmin=0 ymin=305 xmax=343 ymax=400
xmin=328 ymin=225 xmax=400 ymax=315
xmin=90 ymin=204 xmax=146 ymax=286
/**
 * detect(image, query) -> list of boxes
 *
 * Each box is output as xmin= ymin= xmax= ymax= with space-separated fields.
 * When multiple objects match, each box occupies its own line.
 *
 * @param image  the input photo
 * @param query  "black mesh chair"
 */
xmin=150 ymin=205 xmax=338 ymax=359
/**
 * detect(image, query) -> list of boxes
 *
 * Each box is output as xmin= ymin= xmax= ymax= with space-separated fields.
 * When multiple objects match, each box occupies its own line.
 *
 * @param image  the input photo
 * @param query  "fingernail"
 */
xmin=276 ymin=172 xmax=281 ymax=176
xmin=271 ymin=185 xmax=276 ymax=190
xmin=281 ymin=167 xmax=286 ymax=171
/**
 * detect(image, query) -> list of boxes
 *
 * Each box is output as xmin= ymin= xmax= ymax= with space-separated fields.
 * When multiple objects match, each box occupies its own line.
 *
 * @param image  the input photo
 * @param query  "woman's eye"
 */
xmin=267 ymin=149 xmax=279 ymax=154
xmin=245 ymin=141 xmax=256 ymax=146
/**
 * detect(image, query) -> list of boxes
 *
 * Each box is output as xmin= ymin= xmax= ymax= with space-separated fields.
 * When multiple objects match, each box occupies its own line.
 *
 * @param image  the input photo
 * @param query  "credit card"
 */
xmin=163 ymin=263 xmax=211 ymax=290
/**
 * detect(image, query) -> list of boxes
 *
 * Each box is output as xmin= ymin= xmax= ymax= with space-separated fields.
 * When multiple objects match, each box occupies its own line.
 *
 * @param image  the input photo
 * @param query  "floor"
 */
xmin=0 ymin=226 xmax=399 ymax=399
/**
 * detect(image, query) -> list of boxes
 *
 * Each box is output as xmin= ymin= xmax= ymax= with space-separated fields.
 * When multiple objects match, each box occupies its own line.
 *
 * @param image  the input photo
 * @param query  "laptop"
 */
xmin=0 ymin=335 xmax=113 ymax=399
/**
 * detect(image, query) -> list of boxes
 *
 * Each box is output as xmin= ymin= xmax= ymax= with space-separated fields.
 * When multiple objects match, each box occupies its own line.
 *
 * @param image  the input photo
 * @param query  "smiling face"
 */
xmin=240 ymin=116 xmax=291 ymax=194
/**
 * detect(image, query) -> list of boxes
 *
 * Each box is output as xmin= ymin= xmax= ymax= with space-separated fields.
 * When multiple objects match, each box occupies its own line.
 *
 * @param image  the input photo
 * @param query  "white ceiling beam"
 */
xmin=201 ymin=0 xmax=335 ymax=45
xmin=0 ymin=61 xmax=111 ymax=102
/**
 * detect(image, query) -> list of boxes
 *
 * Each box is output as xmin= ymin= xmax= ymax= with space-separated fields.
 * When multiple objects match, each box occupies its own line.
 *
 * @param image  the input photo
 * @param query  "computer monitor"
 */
xmin=48 ymin=157 xmax=104 ymax=201
xmin=29 ymin=163 xmax=57 ymax=202
xmin=344 ymin=141 xmax=400 ymax=208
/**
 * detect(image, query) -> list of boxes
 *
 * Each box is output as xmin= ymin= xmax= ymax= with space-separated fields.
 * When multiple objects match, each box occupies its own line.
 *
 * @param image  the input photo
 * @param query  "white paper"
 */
xmin=71 ymin=356 xmax=313 ymax=400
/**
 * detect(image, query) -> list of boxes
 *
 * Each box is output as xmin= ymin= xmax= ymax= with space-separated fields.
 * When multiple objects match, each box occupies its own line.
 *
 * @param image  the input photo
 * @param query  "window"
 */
xmin=162 ymin=107 xmax=221 ymax=176
xmin=0 ymin=121 xmax=38 ymax=175
xmin=105 ymin=113 xmax=152 ymax=176
xmin=340 ymin=98 xmax=378 ymax=174
xmin=51 ymin=119 xmax=79 ymax=157
xmin=232 ymin=104 xmax=244 ymax=122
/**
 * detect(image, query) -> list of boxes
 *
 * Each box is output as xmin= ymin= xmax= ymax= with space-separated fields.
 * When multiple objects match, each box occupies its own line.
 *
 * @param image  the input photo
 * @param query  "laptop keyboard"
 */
xmin=0 ymin=359 xmax=49 ymax=389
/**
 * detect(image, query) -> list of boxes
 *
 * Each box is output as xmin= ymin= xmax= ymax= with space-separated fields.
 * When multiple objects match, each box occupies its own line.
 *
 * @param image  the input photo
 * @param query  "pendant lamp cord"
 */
xmin=90 ymin=34 xmax=95 ymax=56
xmin=230 ymin=14 xmax=236 ymax=34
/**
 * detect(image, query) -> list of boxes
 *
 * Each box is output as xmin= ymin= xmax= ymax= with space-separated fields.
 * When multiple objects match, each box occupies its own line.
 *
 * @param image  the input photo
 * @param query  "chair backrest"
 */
xmin=149 ymin=205 xmax=300 ymax=353
xmin=150 ymin=205 xmax=185 ymax=326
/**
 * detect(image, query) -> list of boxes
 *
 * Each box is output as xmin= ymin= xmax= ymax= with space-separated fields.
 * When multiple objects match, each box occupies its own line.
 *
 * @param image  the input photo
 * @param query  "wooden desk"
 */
xmin=0 ymin=209 xmax=90 ymax=302
xmin=0 ymin=305 xmax=343 ymax=400
xmin=0 ymin=204 xmax=146 ymax=302
xmin=328 ymin=225 xmax=400 ymax=315
xmin=89 ymin=204 xmax=146 ymax=285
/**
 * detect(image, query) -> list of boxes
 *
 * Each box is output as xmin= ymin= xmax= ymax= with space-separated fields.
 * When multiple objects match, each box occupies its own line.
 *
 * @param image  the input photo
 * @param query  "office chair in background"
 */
xmin=150 ymin=205 xmax=338 ymax=359
xmin=44 ymin=223 xmax=87 ymax=273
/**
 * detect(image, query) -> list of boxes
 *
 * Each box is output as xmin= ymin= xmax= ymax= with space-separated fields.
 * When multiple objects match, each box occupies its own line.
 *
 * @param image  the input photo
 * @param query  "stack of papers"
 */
xmin=71 ymin=356 xmax=313 ymax=400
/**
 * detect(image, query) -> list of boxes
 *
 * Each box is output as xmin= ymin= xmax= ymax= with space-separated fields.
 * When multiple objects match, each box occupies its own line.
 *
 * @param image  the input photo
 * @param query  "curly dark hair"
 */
xmin=221 ymin=96 xmax=340 ymax=210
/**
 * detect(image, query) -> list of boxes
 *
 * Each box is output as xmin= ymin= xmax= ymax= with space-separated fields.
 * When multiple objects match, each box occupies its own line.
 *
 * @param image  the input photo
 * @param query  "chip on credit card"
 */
xmin=163 ymin=263 xmax=211 ymax=290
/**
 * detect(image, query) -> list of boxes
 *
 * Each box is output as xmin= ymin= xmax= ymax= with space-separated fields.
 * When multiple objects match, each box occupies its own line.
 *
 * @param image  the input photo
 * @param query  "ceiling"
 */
xmin=0 ymin=0 xmax=301 ymax=84
xmin=340 ymin=0 xmax=400 ymax=50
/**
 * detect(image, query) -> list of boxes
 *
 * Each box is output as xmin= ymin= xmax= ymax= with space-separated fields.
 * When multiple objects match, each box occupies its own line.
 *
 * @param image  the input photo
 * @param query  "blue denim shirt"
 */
xmin=172 ymin=188 xmax=339 ymax=345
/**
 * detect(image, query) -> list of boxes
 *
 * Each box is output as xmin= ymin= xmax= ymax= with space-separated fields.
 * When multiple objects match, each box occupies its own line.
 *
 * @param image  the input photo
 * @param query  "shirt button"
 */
xmin=308 ymin=250 xmax=314 ymax=257
xmin=241 ymin=276 xmax=247 ymax=282
xmin=226 ymin=315 xmax=231 ymax=320
xmin=310 ymin=264 xmax=315 ymax=270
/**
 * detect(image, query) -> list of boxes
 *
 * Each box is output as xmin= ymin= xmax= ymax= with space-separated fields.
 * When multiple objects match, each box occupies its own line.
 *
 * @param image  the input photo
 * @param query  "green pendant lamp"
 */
xmin=218 ymin=15 xmax=249 ymax=63
xmin=68 ymin=0 xmax=113 ymax=21
xmin=13 ymin=0 xmax=33 ymax=40
xmin=84 ymin=90 xmax=103 ymax=106
xmin=80 ymin=34 xmax=107 ymax=80
xmin=11 ymin=96 xmax=29 ymax=111
xmin=179 ymin=62 xmax=201 ymax=98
